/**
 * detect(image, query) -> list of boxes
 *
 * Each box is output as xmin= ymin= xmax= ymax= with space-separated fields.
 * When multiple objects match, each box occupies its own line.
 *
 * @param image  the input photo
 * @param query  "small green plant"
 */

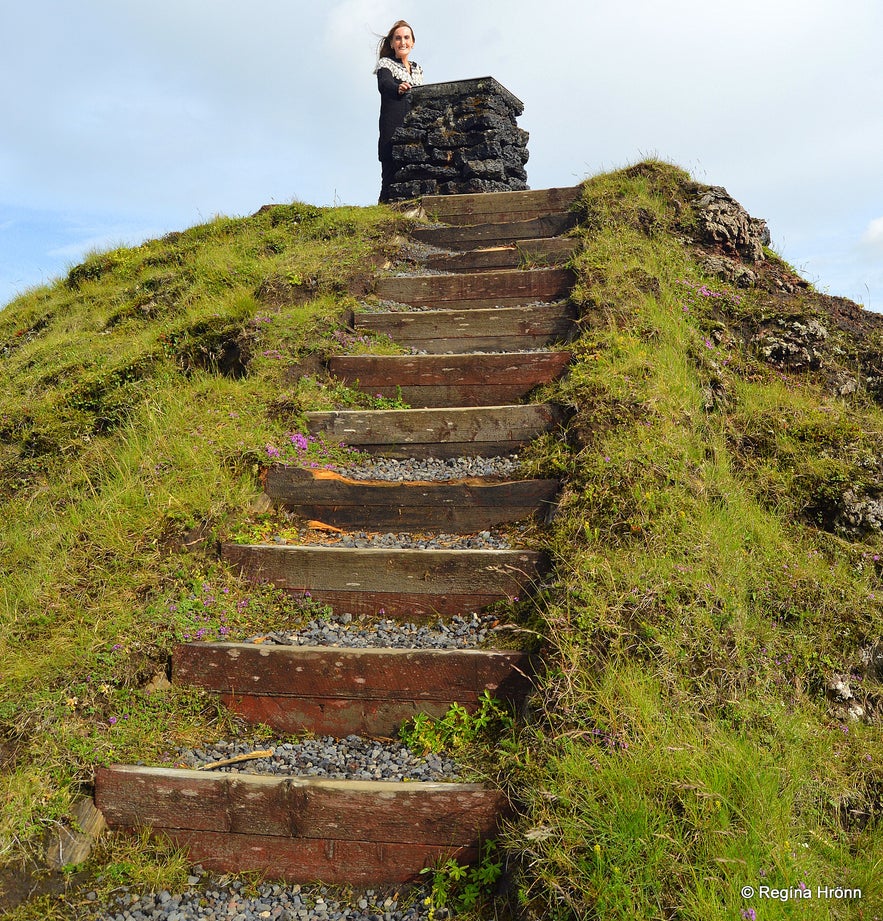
xmin=261 ymin=431 xmax=367 ymax=468
xmin=293 ymin=374 xmax=410 ymax=411
xmin=420 ymin=840 xmax=504 ymax=918
xmin=400 ymin=692 xmax=515 ymax=754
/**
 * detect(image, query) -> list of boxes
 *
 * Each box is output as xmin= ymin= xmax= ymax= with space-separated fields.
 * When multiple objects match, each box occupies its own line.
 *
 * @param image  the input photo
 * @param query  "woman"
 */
xmin=374 ymin=20 xmax=424 ymax=203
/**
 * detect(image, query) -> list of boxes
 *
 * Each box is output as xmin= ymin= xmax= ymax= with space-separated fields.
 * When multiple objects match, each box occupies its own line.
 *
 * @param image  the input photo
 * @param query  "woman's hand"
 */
xmin=398 ymin=81 xmax=412 ymax=95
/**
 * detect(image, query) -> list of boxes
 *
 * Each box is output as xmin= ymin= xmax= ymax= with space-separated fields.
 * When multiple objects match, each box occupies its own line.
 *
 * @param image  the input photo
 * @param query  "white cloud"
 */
xmin=861 ymin=218 xmax=883 ymax=252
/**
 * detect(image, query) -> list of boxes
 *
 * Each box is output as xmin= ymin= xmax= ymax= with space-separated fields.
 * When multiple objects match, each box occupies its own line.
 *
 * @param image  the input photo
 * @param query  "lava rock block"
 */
xmin=387 ymin=76 xmax=530 ymax=200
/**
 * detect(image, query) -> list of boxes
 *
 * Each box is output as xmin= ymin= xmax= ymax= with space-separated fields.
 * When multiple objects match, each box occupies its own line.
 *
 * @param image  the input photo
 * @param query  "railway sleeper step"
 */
xmin=326 ymin=350 xmax=571 ymax=409
xmin=424 ymin=236 xmax=578 ymax=273
xmin=305 ymin=402 xmax=566 ymax=458
xmin=173 ymin=643 xmax=534 ymax=737
xmin=355 ymin=302 xmax=577 ymax=354
xmin=221 ymin=544 xmax=549 ymax=618
xmin=95 ymin=766 xmax=506 ymax=885
xmin=411 ymin=212 xmax=578 ymax=250
xmin=420 ymin=185 xmax=582 ymax=226
xmin=375 ymin=266 xmax=573 ymax=310
xmin=264 ymin=465 xmax=559 ymax=530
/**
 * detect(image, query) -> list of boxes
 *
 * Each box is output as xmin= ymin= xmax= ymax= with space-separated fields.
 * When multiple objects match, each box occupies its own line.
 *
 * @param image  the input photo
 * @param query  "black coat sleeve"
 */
xmin=377 ymin=67 xmax=401 ymax=100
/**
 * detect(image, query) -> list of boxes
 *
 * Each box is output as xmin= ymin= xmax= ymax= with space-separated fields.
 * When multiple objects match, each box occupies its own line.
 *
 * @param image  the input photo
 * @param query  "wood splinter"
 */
xmin=196 ymin=749 xmax=274 ymax=771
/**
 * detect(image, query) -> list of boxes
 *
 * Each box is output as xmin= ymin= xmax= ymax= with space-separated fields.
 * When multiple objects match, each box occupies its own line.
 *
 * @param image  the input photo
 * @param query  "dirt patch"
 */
xmin=0 ymin=860 xmax=86 ymax=914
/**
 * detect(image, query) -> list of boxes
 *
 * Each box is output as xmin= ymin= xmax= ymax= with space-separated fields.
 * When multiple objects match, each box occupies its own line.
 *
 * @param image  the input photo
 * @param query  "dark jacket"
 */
xmin=376 ymin=60 xmax=420 ymax=161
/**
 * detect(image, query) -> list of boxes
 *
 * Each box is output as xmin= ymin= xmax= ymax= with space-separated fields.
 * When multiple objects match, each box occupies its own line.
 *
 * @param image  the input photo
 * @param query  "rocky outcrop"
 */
xmin=689 ymin=184 xmax=770 ymax=261
xmin=700 ymin=254 xmax=759 ymax=288
xmin=387 ymin=77 xmax=529 ymax=201
xmin=750 ymin=316 xmax=829 ymax=370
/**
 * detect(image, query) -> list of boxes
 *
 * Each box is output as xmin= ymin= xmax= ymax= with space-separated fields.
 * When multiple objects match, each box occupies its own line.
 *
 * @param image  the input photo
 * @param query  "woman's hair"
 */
xmin=377 ymin=20 xmax=415 ymax=60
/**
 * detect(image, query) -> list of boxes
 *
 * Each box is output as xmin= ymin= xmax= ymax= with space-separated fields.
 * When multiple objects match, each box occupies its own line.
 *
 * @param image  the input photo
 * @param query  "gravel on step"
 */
xmin=327 ymin=454 xmax=520 ymax=483
xmin=406 ymin=345 xmax=564 ymax=355
xmin=359 ymin=297 xmax=568 ymax=314
xmin=91 ymin=875 xmax=441 ymax=921
xmin=246 ymin=610 xmax=505 ymax=649
xmin=357 ymin=298 xmax=432 ymax=313
xmin=173 ymin=736 xmax=461 ymax=782
xmin=272 ymin=528 xmax=513 ymax=551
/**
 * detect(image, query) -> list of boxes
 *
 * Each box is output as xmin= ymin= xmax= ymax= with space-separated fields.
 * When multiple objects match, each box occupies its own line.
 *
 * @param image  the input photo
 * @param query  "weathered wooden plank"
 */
xmin=351 ymin=383 xmax=546 ymax=408
xmin=354 ymin=304 xmax=576 ymax=353
xmin=163 ymin=831 xmax=478 ymax=884
xmin=304 ymin=403 xmax=565 ymax=457
xmin=422 ymin=186 xmax=582 ymax=224
xmin=375 ymin=267 xmax=573 ymax=309
xmin=264 ymin=465 xmax=559 ymax=528
xmin=266 ymin=465 xmax=560 ymax=507
xmin=367 ymin=335 xmax=569 ymax=356
xmin=218 ymin=694 xmax=456 ymax=737
xmin=174 ymin=643 xmax=534 ymax=735
xmin=411 ymin=213 xmax=577 ymax=250
xmin=328 ymin=351 xmax=571 ymax=387
xmin=221 ymin=545 xmax=548 ymax=596
xmin=222 ymin=544 xmax=549 ymax=616
xmin=96 ymin=767 xmax=505 ymax=842
xmin=424 ymin=237 xmax=577 ymax=272
xmin=327 ymin=349 xmax=570 ymax=408
xmin=175 ymin=644 xmax=532 ymax=701
xmin=258 ymin=587 xmax=509 ymax=618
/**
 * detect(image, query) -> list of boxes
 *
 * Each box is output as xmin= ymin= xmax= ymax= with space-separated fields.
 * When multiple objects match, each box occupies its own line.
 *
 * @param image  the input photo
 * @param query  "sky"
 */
xmin=1 ymin=0 xmax=881 ymax=310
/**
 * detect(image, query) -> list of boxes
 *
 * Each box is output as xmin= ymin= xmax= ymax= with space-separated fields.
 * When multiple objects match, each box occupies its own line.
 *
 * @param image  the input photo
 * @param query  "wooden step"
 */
xmin=327 ymin=350 xmax=571 ymax=408
xmin=264 ymin=465 xmax=559 ymax=530
xmin=305 ymin=403 xmax=565 ymax=458
xmin=221 ymin=544 xmax=549 ymax=617
xmin=96 ymin=766 xmax=505 ymax=884
xmin=424 ymin=237 xmax=577 ymax=273
xmin=355 ymin=303 xmax=576 ymax=354
xmin=422 ymin=185 xmax=582 ymax=225
xmin=375 ymin=267 xmax=573 ymax=309
xmin=173 ymin=643 xmax=534 ymax=736
xmin=411 ymin=213 xmax=578 ymax=250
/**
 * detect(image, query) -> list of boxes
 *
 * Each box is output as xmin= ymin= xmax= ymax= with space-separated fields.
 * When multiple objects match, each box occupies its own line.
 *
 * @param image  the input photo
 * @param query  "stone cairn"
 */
xmin=387 ymin=76 xmax=529 ymax=201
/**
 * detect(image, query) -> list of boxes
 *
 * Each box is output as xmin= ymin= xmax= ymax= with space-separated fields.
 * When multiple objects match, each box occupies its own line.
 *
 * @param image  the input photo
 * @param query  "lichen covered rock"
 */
xmin=690 ymin=184 xmax=770 ymax=261
xmin=387 ymin=77 xmax=529 ymax=200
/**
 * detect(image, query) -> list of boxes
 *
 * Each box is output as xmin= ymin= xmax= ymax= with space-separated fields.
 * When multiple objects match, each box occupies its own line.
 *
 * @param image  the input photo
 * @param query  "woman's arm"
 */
xmin=377 ymin=66 xmax=410 ymax=98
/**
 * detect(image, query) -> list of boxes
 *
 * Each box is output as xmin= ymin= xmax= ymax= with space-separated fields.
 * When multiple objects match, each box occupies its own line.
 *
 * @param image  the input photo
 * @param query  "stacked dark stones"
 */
xmin=387 ymin=76 xmax=529 ymax=200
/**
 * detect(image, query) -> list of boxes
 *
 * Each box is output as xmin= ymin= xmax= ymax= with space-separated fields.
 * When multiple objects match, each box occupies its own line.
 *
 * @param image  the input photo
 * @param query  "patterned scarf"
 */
xmin=374 ymin=56 xmax=424 ymax=85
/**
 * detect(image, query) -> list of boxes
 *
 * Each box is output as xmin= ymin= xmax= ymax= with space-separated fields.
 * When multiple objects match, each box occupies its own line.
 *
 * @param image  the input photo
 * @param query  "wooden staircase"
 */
xmin=95 ymin=183 xmax=582 ymax=886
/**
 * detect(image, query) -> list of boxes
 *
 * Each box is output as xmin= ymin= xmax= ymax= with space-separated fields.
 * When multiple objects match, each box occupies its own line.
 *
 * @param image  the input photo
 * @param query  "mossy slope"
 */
xmin=1 ymin=166 xmax=881 ymax=920
xmin=511 ymin=162 xmax=883 ymax=920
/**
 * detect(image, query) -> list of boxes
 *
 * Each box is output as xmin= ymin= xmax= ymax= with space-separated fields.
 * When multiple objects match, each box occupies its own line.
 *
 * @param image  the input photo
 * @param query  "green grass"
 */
xmin=506 ymin=161 xmax=883 ymax=920
xmin=1 ymin=164 xmax=881 ymax=920
xmin=0 ymin=201 xmax=406 ymax=878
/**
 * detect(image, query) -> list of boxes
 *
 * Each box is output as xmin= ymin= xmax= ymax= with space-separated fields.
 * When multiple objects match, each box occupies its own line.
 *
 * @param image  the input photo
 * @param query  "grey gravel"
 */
xmin=406 ymin=345 xmax=563 ymax=355
xmin=328 ymin=454 xmax=521 ymax=482
xmin=360 ymin=296 xmax=567 ymax=314
xmin=332 ymin=529 xmax=511 ymax=550
xmin=173 ymin=736 xmax=461 ymax=782
xmin=246 ymin=610 xmax=506 ymax=649
xmin=273 ymin=528 xmax=513 ymax=551
xmin=91 ymin=877 xmax=442 ymax=921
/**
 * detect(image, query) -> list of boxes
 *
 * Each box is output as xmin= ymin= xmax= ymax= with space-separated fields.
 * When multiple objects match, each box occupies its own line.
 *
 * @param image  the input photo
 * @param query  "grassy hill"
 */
xmin=1 ymin=162 xmax=881 ymax=920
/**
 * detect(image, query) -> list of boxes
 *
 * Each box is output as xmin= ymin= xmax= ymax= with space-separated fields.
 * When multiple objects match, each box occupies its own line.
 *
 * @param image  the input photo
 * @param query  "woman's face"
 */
xmin=391 ymin=26 xmax=414 ymax=60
